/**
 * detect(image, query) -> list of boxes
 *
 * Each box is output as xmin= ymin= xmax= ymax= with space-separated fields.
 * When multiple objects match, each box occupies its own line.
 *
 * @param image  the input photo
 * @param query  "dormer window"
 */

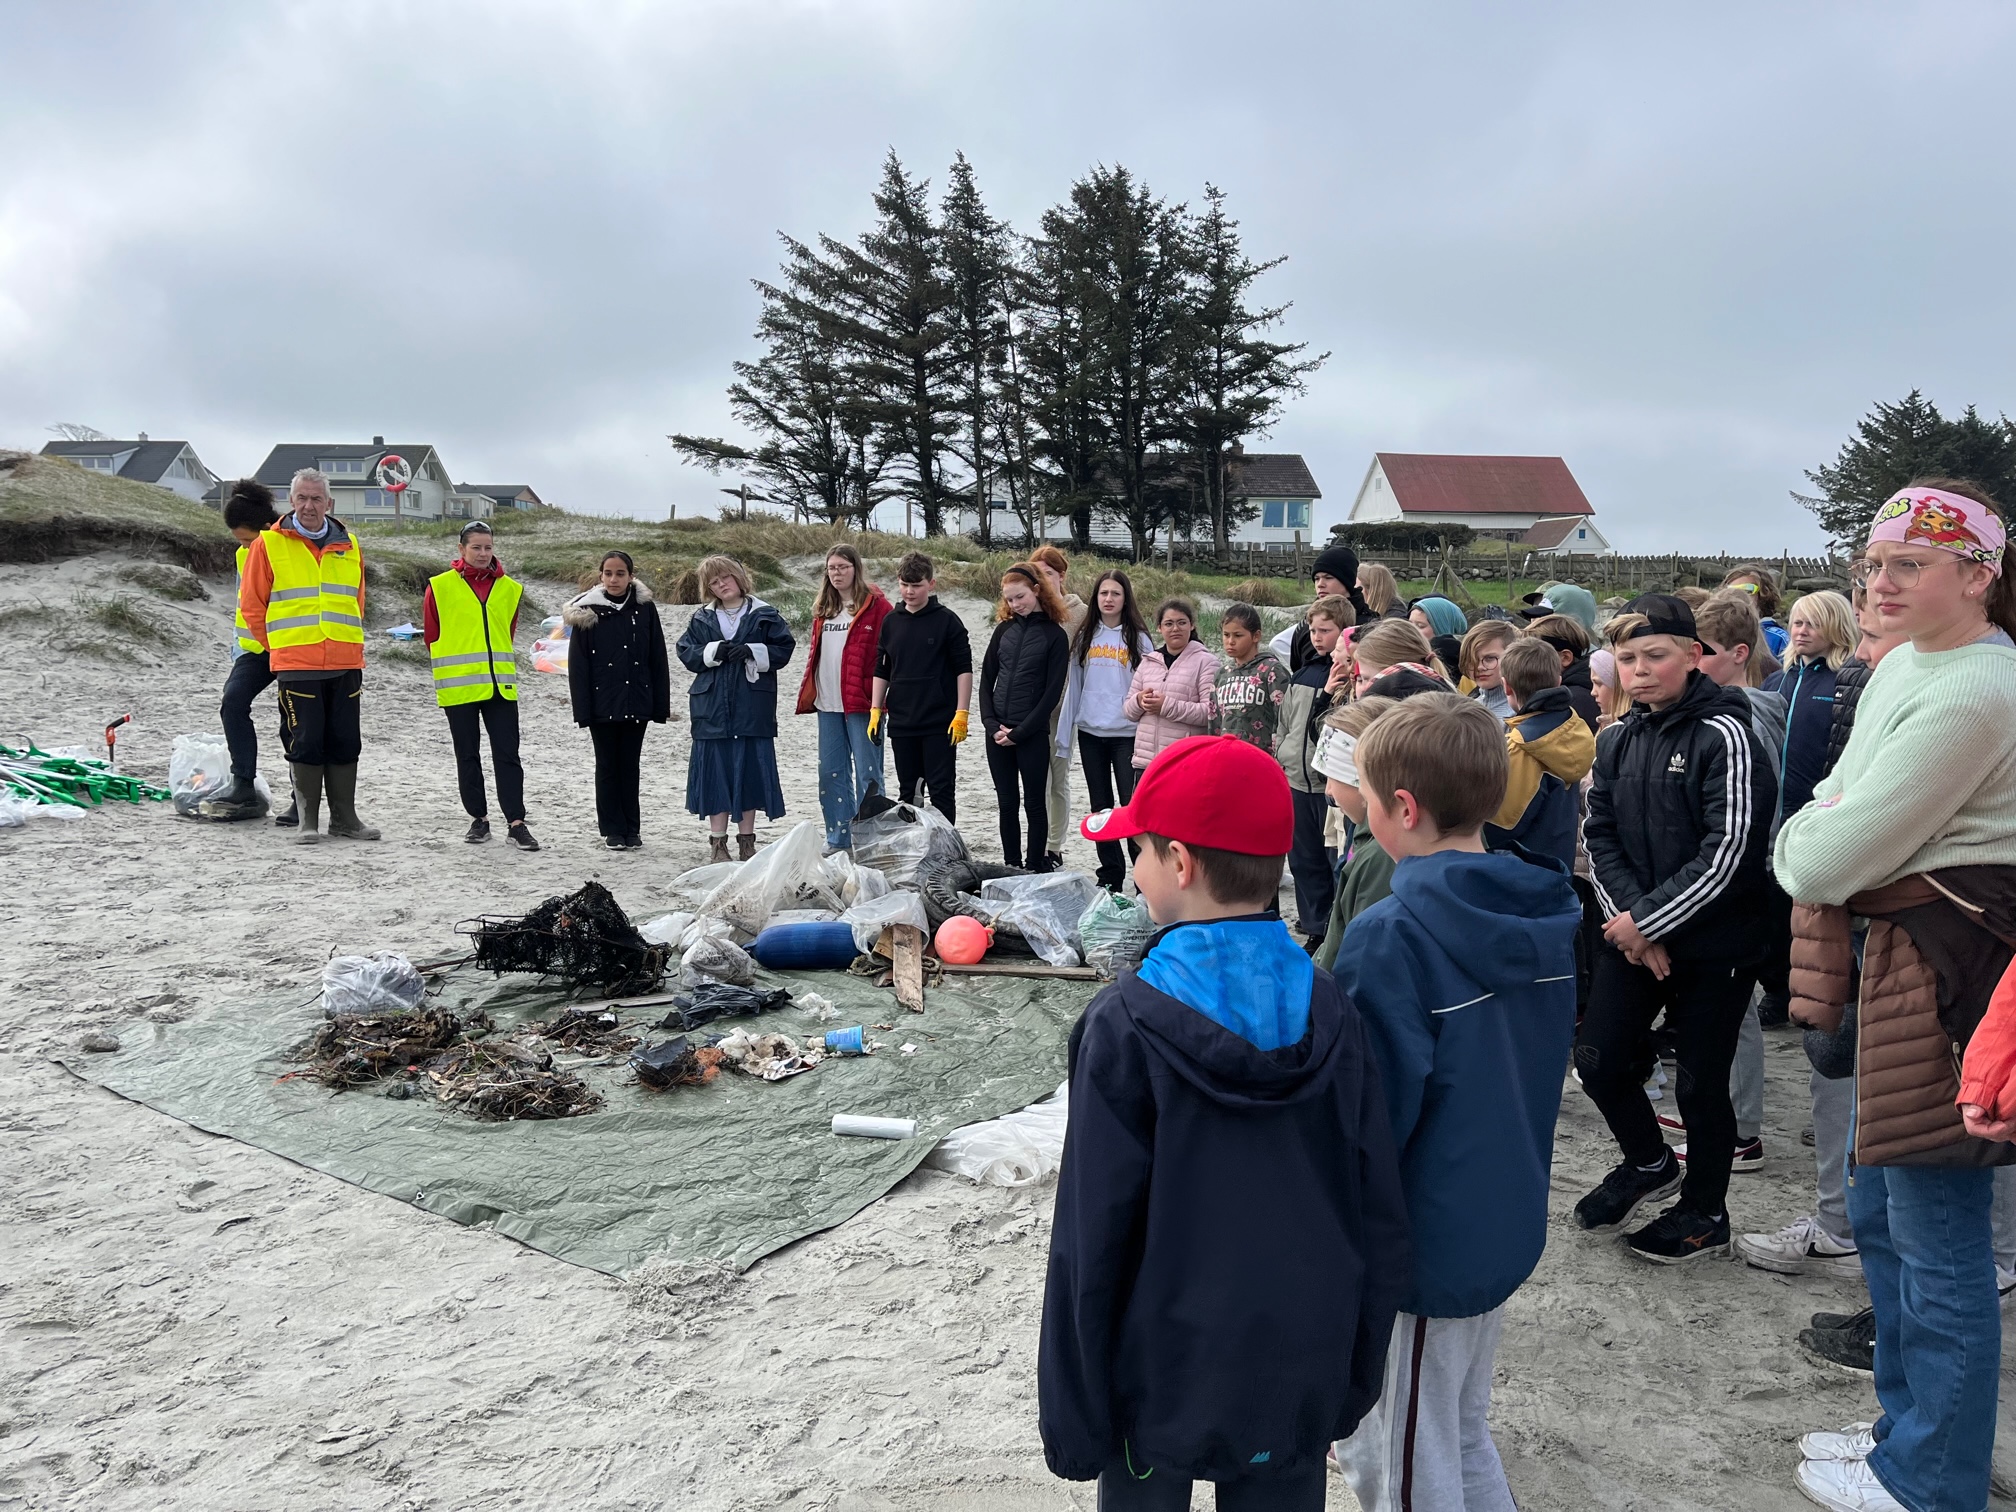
xmin=321 ymin=457 xmax=366 ymax=475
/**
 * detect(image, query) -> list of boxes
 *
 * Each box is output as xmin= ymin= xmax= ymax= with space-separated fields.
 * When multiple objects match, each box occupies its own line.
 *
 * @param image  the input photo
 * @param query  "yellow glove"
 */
xmin=868 ymin=708 xmax=882 ymax=740
xmin=948 ymin=710 xmax=970 ymax=745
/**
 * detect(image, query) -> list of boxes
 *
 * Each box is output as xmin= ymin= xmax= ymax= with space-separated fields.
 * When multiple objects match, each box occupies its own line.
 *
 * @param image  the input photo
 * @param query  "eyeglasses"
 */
xmin=1851 ymin=556 xmax=1946 ymax=590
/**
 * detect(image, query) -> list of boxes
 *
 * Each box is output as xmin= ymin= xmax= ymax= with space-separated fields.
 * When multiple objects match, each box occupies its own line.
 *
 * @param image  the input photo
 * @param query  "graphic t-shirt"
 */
xmin=815 ymin=611 xmax=853 ymax=714
xmin=1209 ymin=652 xmax=1289 ymax=751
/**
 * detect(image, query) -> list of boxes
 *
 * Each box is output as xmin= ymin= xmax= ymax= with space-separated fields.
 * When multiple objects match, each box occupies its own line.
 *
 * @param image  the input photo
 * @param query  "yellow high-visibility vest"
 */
xmin=429 ymin=569 xmax=521 ymax=706
xmin=262 ymin=529 xmax=365 ymax=652
xmin=234 ymin=544 xmax=264 ymax=655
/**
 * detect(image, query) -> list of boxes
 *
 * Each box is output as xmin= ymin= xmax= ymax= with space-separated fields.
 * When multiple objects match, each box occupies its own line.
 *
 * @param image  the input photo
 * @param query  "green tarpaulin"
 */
xmin=60 ymin=968 xmax=1088 ymax=1274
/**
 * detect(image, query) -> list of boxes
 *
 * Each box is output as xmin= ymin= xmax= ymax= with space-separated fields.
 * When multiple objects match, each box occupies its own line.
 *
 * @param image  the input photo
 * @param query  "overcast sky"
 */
xmin=4 ymin=1 xmax=2013 ymax=551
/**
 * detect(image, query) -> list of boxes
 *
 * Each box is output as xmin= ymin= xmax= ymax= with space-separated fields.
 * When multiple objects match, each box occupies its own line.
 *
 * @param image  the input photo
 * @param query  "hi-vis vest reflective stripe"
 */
xmin=234 ymin=544 xmax=264 ymax=654
xmin=429 ymin=569 xmax=521 ymax=707
xmin=261 ymin=528 xmax=365 ymax=650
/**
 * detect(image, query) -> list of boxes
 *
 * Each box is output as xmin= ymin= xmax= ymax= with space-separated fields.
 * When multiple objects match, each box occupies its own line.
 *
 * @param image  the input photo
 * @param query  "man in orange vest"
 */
xmin=238 ymin=468 xmax=378 ymax=844
xmin=422 ymin=521 xmax=538 ymax=849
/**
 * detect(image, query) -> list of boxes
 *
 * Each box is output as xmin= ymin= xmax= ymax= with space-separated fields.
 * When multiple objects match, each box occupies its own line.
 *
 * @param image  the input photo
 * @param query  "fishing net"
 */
xmin=295 ymin=1008 xmax=483 ymax=1088
xmin=525 ymin=1006 xmax=639 ymax=1055
xmin=460 ymin=881 xmax=667 ymax=994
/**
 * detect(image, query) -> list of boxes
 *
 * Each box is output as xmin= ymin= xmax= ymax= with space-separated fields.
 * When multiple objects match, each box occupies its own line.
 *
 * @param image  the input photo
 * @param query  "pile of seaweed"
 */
xmin=460 ymin=881 xmax=667 ymax=995
xmin=424 ymin=1040 xmax=605 ymax=1121
xmin=290 ymin=1007 xmax=601 ymax=1122
xmin=299 ymin=1008 xmax=486 ymax=1088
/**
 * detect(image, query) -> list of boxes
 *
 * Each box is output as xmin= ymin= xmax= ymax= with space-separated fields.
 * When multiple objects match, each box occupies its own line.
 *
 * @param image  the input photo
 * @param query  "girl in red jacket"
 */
xmin=797 ymin=544 xmax=893 ymax=850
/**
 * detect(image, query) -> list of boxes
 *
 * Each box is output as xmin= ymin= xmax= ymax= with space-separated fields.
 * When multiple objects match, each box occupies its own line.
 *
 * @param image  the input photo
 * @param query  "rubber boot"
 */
xmin=710 ymin=834 xmax=731 ymax=864
xmin=292 ymin=764 xmax=325 ymax=845
xmin=273 ymin=793 xmax=299 ymax=828
xmin=737 ymin=832 xmax=758 ymax=862
xmin=201 ymin=775 xmax=267 ymax=822
xmin=324 ymin=763 xmax=380 ymax=841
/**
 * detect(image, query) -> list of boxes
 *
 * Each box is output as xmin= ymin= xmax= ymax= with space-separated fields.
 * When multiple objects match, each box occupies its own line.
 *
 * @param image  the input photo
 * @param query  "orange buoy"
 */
xmin=934 ymin=915 xmax=993 ymax=965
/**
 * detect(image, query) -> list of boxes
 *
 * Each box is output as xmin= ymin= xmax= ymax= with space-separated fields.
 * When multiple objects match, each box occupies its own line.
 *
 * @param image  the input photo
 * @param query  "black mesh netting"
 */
xmin=460 ymin=881 xmax=667 ymax=994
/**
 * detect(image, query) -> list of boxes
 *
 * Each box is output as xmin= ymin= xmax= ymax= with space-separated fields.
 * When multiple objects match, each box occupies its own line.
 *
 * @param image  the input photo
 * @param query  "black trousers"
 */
xmin=1574 ymin=945 xmax=1755 ymax=1216
xmin=220 ymin=650 xmax=291 ymax=781
xmin=986 ymin=733 xmax=1052 ymax=871
xmin=445 ymin=696 xmax=525 ymax=822
xmin=890 ymin=731 xmax=957 ymax=824
xmin=589 ymin=721 xmax=648 ymax=838
xmin=1097 ymin=1457 xmax=1325 ymax=1511
xmin=1077 ymin=731 xmax=1138 ymax=887
xmin=277 ymin=669 xmax=362 ymax=766
xmin=1287 ymin=787 xmax=1336 ymax=939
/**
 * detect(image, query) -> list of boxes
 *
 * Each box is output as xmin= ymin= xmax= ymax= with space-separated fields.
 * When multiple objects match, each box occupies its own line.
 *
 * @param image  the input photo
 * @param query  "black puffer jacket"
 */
xmin=564 ymin=582 xmax=671 ymax=726
xmin=1821 ymin=655 xmax=1872 ymax=779
xmin=1585 ymin=670 xmax=1778 ymax=963
xmin=980 ymin=612 xmax=1069 ymax=746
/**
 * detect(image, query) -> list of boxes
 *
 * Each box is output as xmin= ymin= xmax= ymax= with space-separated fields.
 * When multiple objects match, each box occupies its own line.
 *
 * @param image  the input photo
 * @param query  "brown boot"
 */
xmin=291 ymin=764 xmax=324 ymax=845
xmin=324 ymin=763 xmax=380 ymax=841
xmin=737 ymin=832 xmax=758 ymax=862
xmin=710 ymin=834 xmax=732 ymax=864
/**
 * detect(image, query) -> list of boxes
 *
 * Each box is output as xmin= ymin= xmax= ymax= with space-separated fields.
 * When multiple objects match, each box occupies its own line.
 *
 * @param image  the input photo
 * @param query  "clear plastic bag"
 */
xmin=850 ymin=801 xmax=969 ymax=889
xmin=1078 ymin=891 xmax=1156 ymax=979
xmin=321 ymin=953 xmax=426 ymax=1017
xmin=699 ymin=820 xmax=827 ymax=936
xmin=925 ymin=1082 xmax=1069 ymax=1186
xmin=840 ymin=889 xmax=932 ymax=954
xmin=167 ymin=732 xmax=270 ymax=817
xmin=975 ymin=873 xmax=1102 ymax=968
xmin=808 ymin=850 xmax=892 ymax=912
xmin=680 ymin=934 xmax=757 ymax=988
xmin=665 ymin=861 xmax=743 ymax=909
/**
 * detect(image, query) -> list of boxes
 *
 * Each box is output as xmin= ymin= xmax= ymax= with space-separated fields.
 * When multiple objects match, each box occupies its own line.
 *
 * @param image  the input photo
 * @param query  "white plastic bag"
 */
xmin=840 ymin=889 xmax=932 ymax=954
xmin=808 ymin=850 xmax=892 ymax=912
xmin=680 ymin=934 xmax=756 ymax=988
xmin=1078 ymin=891 xmax=1156 ymax=978
xmin=666 ymin=861 xmax=743 ymax=909
xmin=926 ymin=1082 xmax=1070 ymax=1186
xmin=167 ymin=732 xmax=270 ymax=817
xmin=699 ymin=820 xmax=826 ymax=936
xmin=638 ymin=912 xmax=696 ymax=947
xmin=976 ymin=872 xmax=1102 ymax=968
xmin=850 ymin=801 xmax=969 ymax=888
xmin=321 ymin=953 xmax=426 ymax=1018
xmin=0 ymin=796 xmax=87 ymax=826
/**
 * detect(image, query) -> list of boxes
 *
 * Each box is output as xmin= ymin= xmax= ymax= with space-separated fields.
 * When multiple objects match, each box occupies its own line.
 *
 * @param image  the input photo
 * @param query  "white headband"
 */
xmin=1311 ymin=727 xmax=1358 ymax=786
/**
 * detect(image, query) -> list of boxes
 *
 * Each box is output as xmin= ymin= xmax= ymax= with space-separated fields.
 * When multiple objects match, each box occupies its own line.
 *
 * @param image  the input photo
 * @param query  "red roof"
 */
xmin=1376 ymin=453 xmax=1593 ymax=518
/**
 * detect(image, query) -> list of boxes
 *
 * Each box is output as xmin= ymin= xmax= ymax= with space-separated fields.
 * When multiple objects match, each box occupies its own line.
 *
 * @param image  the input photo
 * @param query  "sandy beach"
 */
xmin=2 ymin=549 xmax=2010 ymax=1512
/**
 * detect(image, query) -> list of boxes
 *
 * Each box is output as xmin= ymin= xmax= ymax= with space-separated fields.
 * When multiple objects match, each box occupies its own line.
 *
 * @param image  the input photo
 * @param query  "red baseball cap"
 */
xmin=1082 ymin=736 xmax=1293 ymax=855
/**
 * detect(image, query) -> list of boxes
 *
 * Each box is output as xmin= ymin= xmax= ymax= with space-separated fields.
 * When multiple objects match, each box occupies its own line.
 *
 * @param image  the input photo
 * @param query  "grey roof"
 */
xmin=252 ymin=443 xmax=439 ymax=488
xmin=40 ymin=438 xmax=194 ymax=485
xmin=1229 ymin=453 xmax=1321 ymax=500
xmin=458 ymin=483 xmax=541 ymax=506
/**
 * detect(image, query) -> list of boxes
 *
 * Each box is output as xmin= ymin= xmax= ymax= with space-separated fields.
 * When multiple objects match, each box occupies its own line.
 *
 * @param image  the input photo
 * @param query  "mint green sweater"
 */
xmin=1774 ymin=639 xmax=2016 ymax=905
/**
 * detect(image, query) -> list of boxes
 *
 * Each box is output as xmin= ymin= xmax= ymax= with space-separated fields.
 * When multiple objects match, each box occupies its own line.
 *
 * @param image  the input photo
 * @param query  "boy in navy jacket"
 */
xmin=1329 ymin=694 xmax=1582 ymax=1512
xmin=1039 ymin=735 xmax=1410 ymax=1511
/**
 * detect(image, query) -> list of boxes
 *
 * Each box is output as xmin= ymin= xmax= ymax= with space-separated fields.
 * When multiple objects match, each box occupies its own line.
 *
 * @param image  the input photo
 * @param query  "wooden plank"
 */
xmin=938 ymin=961 xmax=1102 ymax=981
xmin=891 ymin=924 xmax=926 ymax=1013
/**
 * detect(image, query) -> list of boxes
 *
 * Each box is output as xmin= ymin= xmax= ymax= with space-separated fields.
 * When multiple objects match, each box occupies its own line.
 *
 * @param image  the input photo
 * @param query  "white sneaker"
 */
xmin=1798 ymin=1422 xmax=1876 ymax=1462
xmin=1737 ymin=1215 xmax=1861 ymax=1277
xmin=1998 ymin=1263 xmax=2016 ymax=1306
xmin=1795 ymin=1457 xmax=1905 ymax=1511
xmin=1644 ymin=1064 xmax=1667 ymax=1103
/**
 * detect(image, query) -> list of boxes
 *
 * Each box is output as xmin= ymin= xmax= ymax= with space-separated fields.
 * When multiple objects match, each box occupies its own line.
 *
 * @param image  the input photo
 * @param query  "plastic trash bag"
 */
xmin=1078 ymin=891 xmax=1156 ymax=979
xmin=975 ymin=872 xmax=1101 ymax=968
xmin=808 ymin=850 xmax=892 ymax=912
xmin=926 ymin=1082 xmax=1069 ymax=1186
xmin=0 ymin=795 xmax=86 ymax=827
xmin=680 ymin=933 xmax=757 ymax=988
xmin=665 ymin=861 xmax=743 ymax=910
xmin=167 ymin=732 xmax=271 ymax=818
xmin=699 ymin=820 xmax=826 ymax=936
xmin=321 ymin=953 xmax=427 ymax=1018
xmin=652 ymin=983 xmax=794 ymax=1033
xmin=849 ymin=798 xmax=969 ymax=889
xmin=766 ymin=908 xmax=842 ymax=927
xmin=840 ymin=889 xmax=932 ymax=954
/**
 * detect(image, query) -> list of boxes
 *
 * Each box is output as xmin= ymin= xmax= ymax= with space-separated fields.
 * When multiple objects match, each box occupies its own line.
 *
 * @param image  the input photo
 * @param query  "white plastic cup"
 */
xmin=832 ymin=1114 xmax=916 ymax=1140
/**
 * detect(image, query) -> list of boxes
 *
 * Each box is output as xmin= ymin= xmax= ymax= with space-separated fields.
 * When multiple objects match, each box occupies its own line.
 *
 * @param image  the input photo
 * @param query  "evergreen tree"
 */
xmin=1018 ymin=208 xmax=1108 ymax=549
xmin=938 ymin=153 xmax=1011 ymax=548
xmin=1799 ymin=391 xmax=2016 ymax=546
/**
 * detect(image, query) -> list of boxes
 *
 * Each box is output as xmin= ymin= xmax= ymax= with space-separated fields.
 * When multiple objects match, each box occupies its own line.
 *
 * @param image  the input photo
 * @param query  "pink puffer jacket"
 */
xmin=1123 ymin=637 xmax=1222 ymax=768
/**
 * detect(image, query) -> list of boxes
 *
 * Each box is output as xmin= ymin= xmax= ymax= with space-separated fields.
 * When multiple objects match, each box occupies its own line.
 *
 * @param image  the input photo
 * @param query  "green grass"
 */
xmin=116 ymin=561 xmax=210 ymax=601
xmin=0 ymin=451 xmax=234 ymax=571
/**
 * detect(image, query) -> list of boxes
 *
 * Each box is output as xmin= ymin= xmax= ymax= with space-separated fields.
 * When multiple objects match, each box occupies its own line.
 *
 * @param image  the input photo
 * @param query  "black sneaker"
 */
xmin=508 ymin=821 xmax=540 ymax=852
xmin=273 ymin=796 xmax=299 ymax=828
xmin=1757 ymin=992 xmax=1791 ymax=1029
xmin=466 ymin=817 xmax=492 ymax=844
xmin=623 ymin=832 xmax=643 ymax=850
xmin=1811 ymin=1304 xmax=1873 ymax=1333
xmin=605 ymin=833 xmax=625 ymax=850
xmin=1800 ymin=1310 xmax=1876 ymax=1377
xmin=1625 ymin=1205 xmax=1731 ymax=1265
xmin=1573 ymin=1153 xmax=1682 ymax=1233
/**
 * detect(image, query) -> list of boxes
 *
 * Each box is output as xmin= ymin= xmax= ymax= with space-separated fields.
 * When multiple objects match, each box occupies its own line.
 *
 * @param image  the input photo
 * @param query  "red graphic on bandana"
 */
xmin=1905 ymin=498 xmax=1986 ymax=551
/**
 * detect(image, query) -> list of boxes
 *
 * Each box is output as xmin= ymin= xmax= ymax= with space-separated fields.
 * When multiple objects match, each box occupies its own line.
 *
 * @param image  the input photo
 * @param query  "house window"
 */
xmin=322 ymin=458 xmax=366 ymax=474
xmin=1577 ymin=528 xmax=1587 ymax=540
xmin=1262 ymin=501 xmax=1284 ymax=529
xmin=75 ymin=455 xmax=114 ymax=471
xmin=1287 ymin=501 xmax=1311 ymax=530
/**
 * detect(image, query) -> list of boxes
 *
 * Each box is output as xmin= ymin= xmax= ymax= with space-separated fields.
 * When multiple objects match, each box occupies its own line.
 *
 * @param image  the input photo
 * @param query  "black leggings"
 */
xmin=589 ymin=721 xmax=648 ymax=838
xmin=1574 ymin=946 xmax=1755 ymax=1216
xmin=985 ymin=733 xmax=1051 ymax=870
xmin=220 ymin=650 xmax=291 ymax=781
xmin=890 ymin=731 xmax=957 ymax=823
xmin=1077 ymin=731 xmax=1138 ymax=886
xmin=1097 ymin=1457 xmax=1325 ymax=1511
xmin=1287 ymin=787 xmax=1335 ymax=938
xmin=277 ymin=669 xmax=362 ymax=766
xmin=445 ymin=696 xmax=526 ymax=822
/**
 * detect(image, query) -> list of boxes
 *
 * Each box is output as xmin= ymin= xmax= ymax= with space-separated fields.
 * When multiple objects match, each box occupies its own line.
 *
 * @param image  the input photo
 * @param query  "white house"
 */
xmin=40 ymin=436 xmax=218 ymax=503
xmin=1347 ymin=452 xmax=1600 ymax=544
xmin=1521 ymin=514 xmax=1615 ymax=556
xmin=251 ymin=439 xmax=491 ymax=523
xmin=458 ymin=483 xmax=546 ymax=514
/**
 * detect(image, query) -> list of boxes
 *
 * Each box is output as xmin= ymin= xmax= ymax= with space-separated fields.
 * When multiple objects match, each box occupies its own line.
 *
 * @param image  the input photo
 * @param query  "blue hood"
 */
xmin=1413 ymin=596 xmax=1468 ymax=637
xmin=1329 ymin=847 xmax=1580 ymax=1317
xmin=1137 ymin=918 xmax=1314 ymax=1052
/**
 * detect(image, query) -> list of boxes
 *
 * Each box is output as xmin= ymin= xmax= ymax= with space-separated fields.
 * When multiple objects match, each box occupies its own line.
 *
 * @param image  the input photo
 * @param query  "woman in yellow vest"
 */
xmin=208 ymin=480 xmax=295 ymax=823
xmin=422 ymin=522 xmax=538 ymax=850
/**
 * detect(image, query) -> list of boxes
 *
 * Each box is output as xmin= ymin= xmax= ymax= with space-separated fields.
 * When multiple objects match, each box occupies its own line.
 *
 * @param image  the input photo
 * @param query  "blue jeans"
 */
xmin=816 ymin=711 xmax=883 ymax=847
xmin=1846 ymin=1153 xmax=1999 ymax=1512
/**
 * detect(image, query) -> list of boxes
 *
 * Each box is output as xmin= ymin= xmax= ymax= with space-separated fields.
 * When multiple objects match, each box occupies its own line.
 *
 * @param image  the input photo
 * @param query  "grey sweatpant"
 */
xmin=1045 ymin=744 xmax=1072 ymax=852
xmin=1335 ymin=1308 xmax=1515 ymax=1512
xmin=1731 ymin=997 xmax=1764 ymax=1142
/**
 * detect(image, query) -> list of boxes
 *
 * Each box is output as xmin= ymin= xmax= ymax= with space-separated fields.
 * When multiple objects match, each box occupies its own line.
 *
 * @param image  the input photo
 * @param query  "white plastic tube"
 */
xmin=832 ymin=1114 xmax=917 ymax=1140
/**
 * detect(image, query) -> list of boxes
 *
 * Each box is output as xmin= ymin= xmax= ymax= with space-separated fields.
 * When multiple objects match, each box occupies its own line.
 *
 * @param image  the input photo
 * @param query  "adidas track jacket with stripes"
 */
xmin=1585 ymin=670 xmax=1778 ymax=963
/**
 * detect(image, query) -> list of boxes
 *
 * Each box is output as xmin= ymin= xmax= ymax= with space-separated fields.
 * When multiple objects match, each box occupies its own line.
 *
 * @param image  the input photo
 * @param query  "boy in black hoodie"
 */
xmin=1039 ymin=736 xmax=1410 ymax=1510
xmin=1573 ymin=594 xmax=1777 ymax=1263
xmin=871 ymin=553 xmax=973 ymax=823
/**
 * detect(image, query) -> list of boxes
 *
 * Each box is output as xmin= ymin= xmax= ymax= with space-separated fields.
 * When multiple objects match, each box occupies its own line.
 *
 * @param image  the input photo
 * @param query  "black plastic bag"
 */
xmin=651 ymin=983 xmax=793 ymax=1033
xmin=633 ymin=1037 xmax=705 ymax=1089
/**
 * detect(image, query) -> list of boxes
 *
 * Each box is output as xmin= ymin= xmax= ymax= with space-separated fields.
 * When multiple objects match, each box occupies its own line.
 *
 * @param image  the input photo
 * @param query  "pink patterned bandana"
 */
xmin=1868 ymin=487 xmax=2007 ymax=575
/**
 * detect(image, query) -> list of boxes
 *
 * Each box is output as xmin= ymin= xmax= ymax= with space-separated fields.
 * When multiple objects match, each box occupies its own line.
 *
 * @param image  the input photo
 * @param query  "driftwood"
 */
xmin=938 ymin=961 xmax=1101 ymax=981
xmin=891 ymin=924 xmax=926 ymax=1013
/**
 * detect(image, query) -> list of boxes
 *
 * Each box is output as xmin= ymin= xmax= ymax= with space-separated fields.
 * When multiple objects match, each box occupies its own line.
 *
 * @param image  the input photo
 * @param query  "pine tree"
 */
xmin=1799 ymin=391 xmax=2016 ymax=546
xmin=938 ymin=153 xmax=1010 ymax=548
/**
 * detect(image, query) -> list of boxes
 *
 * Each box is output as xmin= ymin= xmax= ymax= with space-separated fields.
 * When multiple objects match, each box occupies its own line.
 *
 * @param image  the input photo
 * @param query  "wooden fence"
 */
xmin=1147 ymin=539 xmax=1842 ymax=592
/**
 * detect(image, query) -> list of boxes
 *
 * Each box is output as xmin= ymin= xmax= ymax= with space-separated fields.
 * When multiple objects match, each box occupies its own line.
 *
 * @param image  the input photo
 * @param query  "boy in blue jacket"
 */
xmin=1039 ymin=735 xmax=1411 ymax=1511
xmin=1329 ymin=693 xmax=1582 ymax=1512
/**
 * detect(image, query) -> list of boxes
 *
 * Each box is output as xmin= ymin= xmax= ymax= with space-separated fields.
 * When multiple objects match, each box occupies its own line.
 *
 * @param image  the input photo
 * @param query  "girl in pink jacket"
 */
xmin=1123 ymin=598 xmax=1222 ymax=768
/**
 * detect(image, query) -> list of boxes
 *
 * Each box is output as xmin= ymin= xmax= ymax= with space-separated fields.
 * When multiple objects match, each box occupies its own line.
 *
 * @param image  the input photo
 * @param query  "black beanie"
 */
xmin=1312 ymin=544 xmax=1359 ymax=585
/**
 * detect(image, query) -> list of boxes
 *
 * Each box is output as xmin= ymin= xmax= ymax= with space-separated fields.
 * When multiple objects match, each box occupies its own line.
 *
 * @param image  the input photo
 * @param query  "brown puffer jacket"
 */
xmin=1790 ymin=866 xmax=2016 ymax=1169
